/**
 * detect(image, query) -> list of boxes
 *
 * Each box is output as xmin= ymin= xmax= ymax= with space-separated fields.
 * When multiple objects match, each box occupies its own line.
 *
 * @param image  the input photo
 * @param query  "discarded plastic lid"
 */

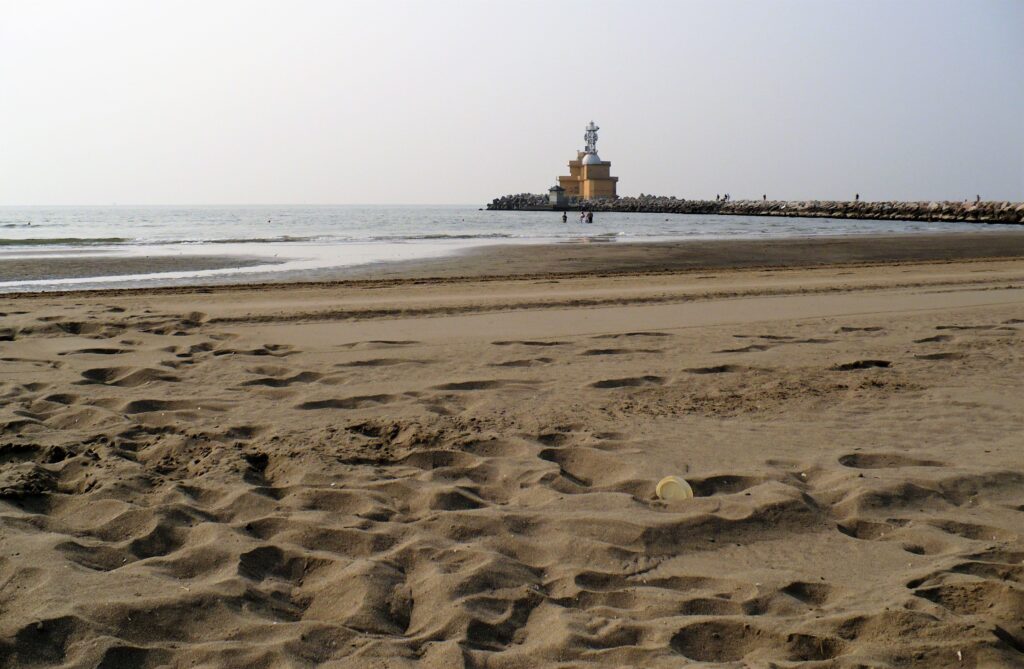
xmin=656 ymin=475 xmax=694 ymax=501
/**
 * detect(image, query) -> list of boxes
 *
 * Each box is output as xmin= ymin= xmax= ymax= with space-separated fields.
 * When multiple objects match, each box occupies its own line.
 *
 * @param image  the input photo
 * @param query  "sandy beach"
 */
xmin=2 ymin=237 xmax=1024 ymax=667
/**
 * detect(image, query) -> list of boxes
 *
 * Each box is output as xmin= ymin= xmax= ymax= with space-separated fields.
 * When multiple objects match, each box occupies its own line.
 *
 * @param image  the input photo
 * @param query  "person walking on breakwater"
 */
xmin=763 ymin=194 xmax=767 ymax=202
xmin=855 ymin=193 xmax=860 ymax=202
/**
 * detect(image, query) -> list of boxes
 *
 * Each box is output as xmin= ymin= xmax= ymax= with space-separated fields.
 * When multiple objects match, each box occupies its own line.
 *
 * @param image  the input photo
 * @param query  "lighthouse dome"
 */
xmin=582 ymin=152 xmax=602 ymax=165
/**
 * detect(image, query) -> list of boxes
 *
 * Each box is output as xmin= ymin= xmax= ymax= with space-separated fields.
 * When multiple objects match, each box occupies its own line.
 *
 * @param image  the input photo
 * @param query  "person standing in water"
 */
xmin=586 ymin=210 xmax=594 ymax=224
xmin=561 ymin=211 xmax=568 ymax=223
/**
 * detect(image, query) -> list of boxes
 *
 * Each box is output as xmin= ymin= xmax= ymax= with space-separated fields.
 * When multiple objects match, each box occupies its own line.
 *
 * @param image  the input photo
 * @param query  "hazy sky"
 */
xmin=2 ymin=0 xmax=1022 ymax=205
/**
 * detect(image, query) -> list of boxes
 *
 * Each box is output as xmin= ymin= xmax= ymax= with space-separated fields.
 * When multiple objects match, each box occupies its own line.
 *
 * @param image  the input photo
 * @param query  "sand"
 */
xmin=8 ymin=231 xmax=1024 ymax=289
xmin=362 ymin=231 xmax=1024 ymax=281
xmin=0 ymin=254 xmax=276 ymax=283
xmin=1 ymin=239 xmax=1023 ymax=667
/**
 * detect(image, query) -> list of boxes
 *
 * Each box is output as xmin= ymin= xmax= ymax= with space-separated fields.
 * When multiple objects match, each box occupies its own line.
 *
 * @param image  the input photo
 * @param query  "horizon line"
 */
xmin=0 ymin=203 xmax=489 ymax=208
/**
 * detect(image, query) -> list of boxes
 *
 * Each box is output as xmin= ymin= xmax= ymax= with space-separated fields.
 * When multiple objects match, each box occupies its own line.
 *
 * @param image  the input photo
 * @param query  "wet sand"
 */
xmin=361 ymin=231 xmax=1024 ymax=280
xmin=1 ymin=240 xmax=1023 ymax=667
xmin=0 ymin=254 xmax=275 ymax=283
xmin=5 ymin=231 xmax=1024 ymax=291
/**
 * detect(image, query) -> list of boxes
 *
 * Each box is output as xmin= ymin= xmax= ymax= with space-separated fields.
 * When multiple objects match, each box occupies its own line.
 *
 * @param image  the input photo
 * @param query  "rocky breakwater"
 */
xmin=487 ymin=193 xmax=551 ymax=210
xmin=717 ymin=199 xmax=1024 ymax=223
xmin=487 ymin=194 xmax=1024 ymax=224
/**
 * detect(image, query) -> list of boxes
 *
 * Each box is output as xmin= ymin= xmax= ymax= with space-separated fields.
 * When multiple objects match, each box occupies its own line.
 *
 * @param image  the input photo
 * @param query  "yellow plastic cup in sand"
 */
xmin=656 ymin=475 xmax=694 ymax=501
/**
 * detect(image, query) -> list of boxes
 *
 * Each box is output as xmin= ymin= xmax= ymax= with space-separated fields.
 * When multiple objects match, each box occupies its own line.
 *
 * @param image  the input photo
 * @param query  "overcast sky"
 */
xmin=1 ymin=0 xmax=1022 ymax=205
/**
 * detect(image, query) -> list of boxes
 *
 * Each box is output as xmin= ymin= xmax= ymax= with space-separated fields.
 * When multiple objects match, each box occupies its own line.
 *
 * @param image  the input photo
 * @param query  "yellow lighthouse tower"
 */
xmin=558 ymin=121 xmax=618 ymax=200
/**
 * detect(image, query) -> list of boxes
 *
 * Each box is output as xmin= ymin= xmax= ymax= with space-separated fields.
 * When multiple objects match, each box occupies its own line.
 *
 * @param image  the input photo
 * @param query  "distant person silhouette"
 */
xmin=586 ymin=211 xmax=594 ymax=224
xmin=561 ymin=211 xmax=567 ymax=223
xmin=762 ymin=194 xmax=767 ymax=202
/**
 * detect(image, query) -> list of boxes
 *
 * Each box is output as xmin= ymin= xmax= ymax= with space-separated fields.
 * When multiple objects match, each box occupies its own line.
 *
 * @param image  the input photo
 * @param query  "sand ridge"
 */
xmin=1 ymin=259 xmax=1023 ymax=667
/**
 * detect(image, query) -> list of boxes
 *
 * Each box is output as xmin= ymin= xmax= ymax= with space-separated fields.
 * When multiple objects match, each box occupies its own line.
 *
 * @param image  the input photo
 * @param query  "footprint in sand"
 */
xmin=213 ymin=343 xmax=295 ymax=357
xmin=733 ymin=334 xmax=795 ymax=341
xmin=779 ymin=580 xmax=834 ymax=606
xmin=591 ymin=331 xmax=673 ymax=339
xmin=687 ymin=474 xmax=765 ymax=496
xmin=58 ymin=347 xmax=133 ymax=356
xmin=832 ymin=360 xmax=891 ymax=371
xmin=40 ymin=393 xmax=79 ymax=405
xmin=670 ymin=620 xmax=841 ymax=663
xmin=76 ymin=367 xmax=180 ymax=387
xmin=336 ymin=358 xmax=430 ymax=367
xmin=716 ymin=343 xmax=773 ymax=353
xmin=914 ymin=334 xmax=954 ymax=343
xmin=432 ymin=379 xmax=538 ymax=391
xmin=120 ymin=399 xmax=228 ymax=414
xmin=590 ymin=376 xmax=665 ymax=389
xmin=54 ymin=321 xmax=107 ymax=335
xmin=296 ymin=394 xmax=398 ymax=410
xmin=684 ymin=364 xmax=750 ymax=375
xmin=241 ymin=371 xmax=322 ymax=388
xmin=836 ymin=518 xmax=909 ymax=541
xmin=914 ymin=352 xmax=963 ymax=361
xmin=490 ymin=357 xmax=554 ymax=367
xmin=337 ymin=340 xmax=420 ymax=349
xmin=913 ymin=580 xmax=1024 ymax=626
xmin=927 ymin=519 xmax=1019 ymax=542
xmin=581 ymin=348 xmax=660 ymax=356
xmin=838 ymin=453 xmax=943 ymax=468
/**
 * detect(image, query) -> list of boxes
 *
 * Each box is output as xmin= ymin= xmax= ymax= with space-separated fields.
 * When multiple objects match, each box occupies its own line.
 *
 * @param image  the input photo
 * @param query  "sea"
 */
xmin=0 ymin=205 xmax=1017 ymax=292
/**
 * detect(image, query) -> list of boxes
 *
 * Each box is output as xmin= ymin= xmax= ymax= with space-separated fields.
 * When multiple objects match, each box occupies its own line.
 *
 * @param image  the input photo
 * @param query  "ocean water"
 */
xmin=0 ymin=205 xmax=1017 ymax=291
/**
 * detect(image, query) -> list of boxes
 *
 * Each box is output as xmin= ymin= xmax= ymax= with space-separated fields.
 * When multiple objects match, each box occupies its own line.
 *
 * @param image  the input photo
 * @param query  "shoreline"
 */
xmin=5 ymin=230 xmax=1024 ymax=297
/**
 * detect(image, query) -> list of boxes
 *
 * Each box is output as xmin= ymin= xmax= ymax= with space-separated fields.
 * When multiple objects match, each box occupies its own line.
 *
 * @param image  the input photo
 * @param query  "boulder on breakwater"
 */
xmin=486 ymin=194 xmax=1024 ymax=224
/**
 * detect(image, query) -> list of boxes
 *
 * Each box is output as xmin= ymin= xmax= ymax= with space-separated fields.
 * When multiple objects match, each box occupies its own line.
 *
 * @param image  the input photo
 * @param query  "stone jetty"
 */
xmin=486 ymin=194 xmax=1024 ymax=224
